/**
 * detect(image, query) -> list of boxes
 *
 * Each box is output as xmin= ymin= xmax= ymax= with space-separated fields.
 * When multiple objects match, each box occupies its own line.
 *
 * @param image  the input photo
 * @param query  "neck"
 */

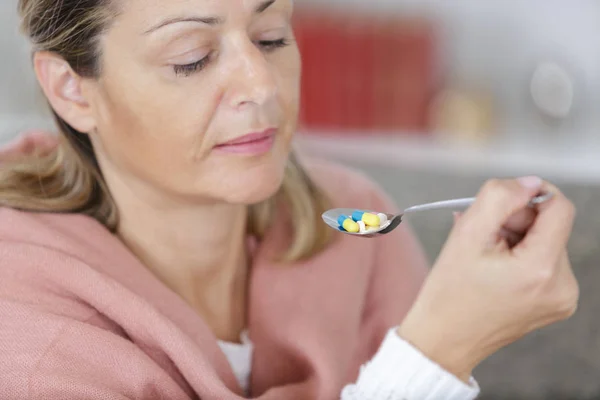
xmin=112 ymin=183 xmax=250 ymax=342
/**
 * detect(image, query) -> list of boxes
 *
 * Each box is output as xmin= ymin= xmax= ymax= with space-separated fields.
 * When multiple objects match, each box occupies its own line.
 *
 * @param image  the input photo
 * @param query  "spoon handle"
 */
xmin=402 ymin=192 xmax=553 ymax=215
xmin=403 ymin=198 xmax=477 ymax=214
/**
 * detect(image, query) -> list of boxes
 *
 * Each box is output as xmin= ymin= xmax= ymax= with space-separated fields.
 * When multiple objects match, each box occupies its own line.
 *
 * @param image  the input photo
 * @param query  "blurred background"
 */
xmin=1 ymin=0 xmax=599 ymax=398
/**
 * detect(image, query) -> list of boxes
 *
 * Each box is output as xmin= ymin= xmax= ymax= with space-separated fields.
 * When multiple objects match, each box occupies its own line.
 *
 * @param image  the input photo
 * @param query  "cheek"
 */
xmin=281 ymin=46 xmax=301 ymax=107
xmin=89 ymin=65 xmax=218 ymax=179
xmin=277 ymin=46 xmax=301 ymax=135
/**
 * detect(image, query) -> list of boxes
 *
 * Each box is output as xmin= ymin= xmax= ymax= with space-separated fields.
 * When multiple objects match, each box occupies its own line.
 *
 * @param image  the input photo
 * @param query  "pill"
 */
xmin=358 ymin=220 xmax=367 ymax=233
xmin=351 ymin=211 xmax=364 ymax=222
xmin=351 ymin=210 xmax=381 ymax=227
xmin=377 ymin=213 xmax=388 ymax=225
xmin=361 ymin=213 xmax=381 ymax=227
xmin=342 ymin=219 xmax=359 ymax=233
xmin=337 ymin=214 xmax=359 ymax=233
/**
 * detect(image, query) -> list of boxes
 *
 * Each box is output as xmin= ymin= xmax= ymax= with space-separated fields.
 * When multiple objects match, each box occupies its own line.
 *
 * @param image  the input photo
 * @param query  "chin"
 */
xmin=220 ymin=163 xmax=286 ymax=205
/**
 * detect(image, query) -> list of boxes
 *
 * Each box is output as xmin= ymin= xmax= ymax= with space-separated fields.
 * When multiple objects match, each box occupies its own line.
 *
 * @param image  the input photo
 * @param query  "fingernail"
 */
xmin=517 ymin=176 xmax=542 ymax=189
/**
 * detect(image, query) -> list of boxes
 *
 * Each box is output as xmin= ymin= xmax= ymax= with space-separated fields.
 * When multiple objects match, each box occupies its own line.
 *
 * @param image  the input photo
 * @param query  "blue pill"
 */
xmin=351 ymin=210 xmax=364 ymax=222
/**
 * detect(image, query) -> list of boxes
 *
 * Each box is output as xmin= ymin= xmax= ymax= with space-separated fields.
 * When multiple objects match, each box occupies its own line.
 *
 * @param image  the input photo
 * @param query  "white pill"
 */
xmin=377 ymin=213 xmax=388 ymax=225
xmin=358 ymin=220 xmax=367 ymax=233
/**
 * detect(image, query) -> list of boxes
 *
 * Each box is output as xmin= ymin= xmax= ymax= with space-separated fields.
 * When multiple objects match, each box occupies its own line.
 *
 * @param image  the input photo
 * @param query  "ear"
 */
xmin=33 ymin=52 xmax=97 ymax=134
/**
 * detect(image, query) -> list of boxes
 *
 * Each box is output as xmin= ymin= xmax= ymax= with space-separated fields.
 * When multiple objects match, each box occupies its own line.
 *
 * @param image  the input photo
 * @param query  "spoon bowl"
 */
xmin=321 ymin=208 xmax=401 ymax=238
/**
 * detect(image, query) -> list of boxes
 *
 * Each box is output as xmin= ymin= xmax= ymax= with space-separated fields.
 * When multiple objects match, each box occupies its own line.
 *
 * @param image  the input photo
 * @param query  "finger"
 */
xmin=0 ymin=134 xmax=31 ymax=158
xmin=503 ymin=208 xmax=536 ymax=236
xmin=23 ymin=131 xmax=59 ymax=154
xmin=499 ymin=227 xmax=524 ymax=248
xmin=498 ymin=208 xmax=536 ymax=247
xmin=459 ymin=177 xmax=544 ymax=248
xmin=554 ymin=251 xmax=579 ymax=320
xmin=537 ymin=251 xmax=579 ymax=324
xmin=0 ymin=131 xmax=58 ymax=160
xmin=514 ymin=182 xmax=576 ymax=263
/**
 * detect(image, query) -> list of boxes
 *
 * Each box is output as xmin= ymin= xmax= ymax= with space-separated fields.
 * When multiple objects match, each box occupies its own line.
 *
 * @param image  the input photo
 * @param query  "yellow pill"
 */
xmin=342 ymin=219 xmax=360 ymax=233
xmin=362 ymin=213 xmax=381 ymax=227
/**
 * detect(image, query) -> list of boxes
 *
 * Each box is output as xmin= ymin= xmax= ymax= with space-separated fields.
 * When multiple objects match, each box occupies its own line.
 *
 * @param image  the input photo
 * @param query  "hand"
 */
xmin=398 ymin=177 xmax=578 ymax=382
xmin=0 ymin=130 xmax=59 ymax=162
xmin=453 ymin=205 xmax=536 ymax=248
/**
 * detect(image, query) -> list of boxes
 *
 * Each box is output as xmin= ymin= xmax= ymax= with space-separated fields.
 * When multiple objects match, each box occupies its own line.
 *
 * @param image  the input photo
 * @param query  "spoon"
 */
xmin=322 ymin=192 xmax=554 ymax=238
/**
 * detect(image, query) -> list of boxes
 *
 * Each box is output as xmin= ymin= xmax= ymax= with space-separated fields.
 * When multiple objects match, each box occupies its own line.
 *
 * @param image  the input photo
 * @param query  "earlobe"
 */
xmin=33 ymin=52 xmax=97 ymax=133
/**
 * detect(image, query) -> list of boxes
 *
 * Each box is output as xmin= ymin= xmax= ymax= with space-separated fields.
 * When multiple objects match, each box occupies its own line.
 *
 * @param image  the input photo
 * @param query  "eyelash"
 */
xmin=173 ymin=38 xmax=290 ymax=77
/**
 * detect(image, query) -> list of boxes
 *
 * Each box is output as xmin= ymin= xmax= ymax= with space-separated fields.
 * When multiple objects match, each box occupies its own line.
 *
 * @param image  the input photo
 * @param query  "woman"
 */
xmin=0 ymin=0 xmax=578 ymax=399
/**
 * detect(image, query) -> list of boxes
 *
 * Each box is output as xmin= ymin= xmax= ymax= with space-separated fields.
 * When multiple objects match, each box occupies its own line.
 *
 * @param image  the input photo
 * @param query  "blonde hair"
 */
xmin=2 ymin=0 xmax=332 ymax=262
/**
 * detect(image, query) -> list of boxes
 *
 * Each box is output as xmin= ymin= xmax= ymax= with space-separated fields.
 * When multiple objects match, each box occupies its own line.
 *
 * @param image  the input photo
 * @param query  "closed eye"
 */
xmin=173 ymin=38 xmax=290 ymax=77
xmin=257 ymin=38 xmax=290 ymax=52
xmin=173 ymin=56 xmax=211 ymax=77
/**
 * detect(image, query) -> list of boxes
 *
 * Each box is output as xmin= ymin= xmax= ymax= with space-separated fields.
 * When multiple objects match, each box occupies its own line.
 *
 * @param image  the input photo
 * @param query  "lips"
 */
xmin=213 ymin=128 xmax=277 ymax=155
xmin=219 ymin=129 xmax=275 ymax=145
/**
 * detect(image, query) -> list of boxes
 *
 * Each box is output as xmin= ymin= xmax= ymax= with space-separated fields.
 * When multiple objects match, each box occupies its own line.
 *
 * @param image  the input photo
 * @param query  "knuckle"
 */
xmin=481 ymin=179 xmax=502 ymax=193
xmin=558 ymin=291 xmax=579 ymax=320
xmin=566 ymin=279 xmax=580 ymax=312
xmin=545 ymin=184 xmax=575 ymax=213
xmin=554 ymin=276 xmax=580 ymax=320
xmin=480 ymin=179 xmax=512 ymax=201
xmin=566 ymin=299 xmax=579 ymax=318
xmin=534 ymin=266 xmax=555 ymax=285
xmin=553 ymin=196 xmax=577 ymax=223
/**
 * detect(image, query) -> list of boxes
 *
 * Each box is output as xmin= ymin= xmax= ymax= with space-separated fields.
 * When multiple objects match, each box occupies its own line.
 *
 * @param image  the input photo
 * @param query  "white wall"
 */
xmin=0 ymin=5 xmax=45 ymax=115
xmin=0 ymin=3 xmax=52 ymax=140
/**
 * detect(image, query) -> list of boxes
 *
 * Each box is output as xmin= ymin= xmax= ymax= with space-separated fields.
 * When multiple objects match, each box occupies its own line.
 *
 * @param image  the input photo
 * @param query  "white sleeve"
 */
xmin=341 ymin=328 xmax=480 ymax=400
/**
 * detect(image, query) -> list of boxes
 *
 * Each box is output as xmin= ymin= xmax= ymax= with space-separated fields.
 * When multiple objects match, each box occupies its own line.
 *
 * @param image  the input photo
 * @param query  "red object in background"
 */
xmin=293 ymin=9 xmax=436 ymax=133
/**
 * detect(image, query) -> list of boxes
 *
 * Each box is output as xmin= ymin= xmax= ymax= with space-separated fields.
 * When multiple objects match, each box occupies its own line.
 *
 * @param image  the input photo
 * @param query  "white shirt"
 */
xmin=217 ymin=331 xmax=253 ymax=394
xmin=218 ymin=328 xmax=480 ymax=399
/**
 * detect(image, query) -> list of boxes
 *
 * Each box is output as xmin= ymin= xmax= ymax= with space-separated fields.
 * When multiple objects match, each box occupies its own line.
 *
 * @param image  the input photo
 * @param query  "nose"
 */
xmin=225 ymin=39 xmax=278 ymax=109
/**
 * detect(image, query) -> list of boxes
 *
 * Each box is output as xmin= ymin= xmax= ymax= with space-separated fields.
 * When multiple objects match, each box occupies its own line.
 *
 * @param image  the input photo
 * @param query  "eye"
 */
xmin=256 ymin=38 xmax=290 ymax=52
xmin=172 ymin=38 xmax=289 ymax=78
xmin=173 ymin=55 xmax=211 ymax=77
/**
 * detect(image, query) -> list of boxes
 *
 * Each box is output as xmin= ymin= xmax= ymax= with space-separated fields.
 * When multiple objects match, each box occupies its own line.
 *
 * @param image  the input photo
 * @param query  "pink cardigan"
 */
xmin=0 ymin=160 xmax=428 ymax=399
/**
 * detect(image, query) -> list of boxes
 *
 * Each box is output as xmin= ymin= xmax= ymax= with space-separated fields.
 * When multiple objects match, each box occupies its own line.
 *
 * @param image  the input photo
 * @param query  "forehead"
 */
xmin=119 ymin=0 xmax=284 ymax=23
xmin=125 ymin=0 xmax=228 ymax=14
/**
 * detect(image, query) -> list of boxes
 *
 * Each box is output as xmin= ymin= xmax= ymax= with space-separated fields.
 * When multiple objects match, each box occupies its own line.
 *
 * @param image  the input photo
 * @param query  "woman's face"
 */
xmin=82 ymin=0 xmax=300 ymax=205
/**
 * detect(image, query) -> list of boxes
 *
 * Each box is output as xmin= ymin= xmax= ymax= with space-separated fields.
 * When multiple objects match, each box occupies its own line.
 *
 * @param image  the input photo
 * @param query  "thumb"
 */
xmin=0 ymin=134 xmax=30 ymax=158
xmin=459 ymin=177 xmax=544 ymax=248
xmin=514 ymin=184 xmax=575 ymax=263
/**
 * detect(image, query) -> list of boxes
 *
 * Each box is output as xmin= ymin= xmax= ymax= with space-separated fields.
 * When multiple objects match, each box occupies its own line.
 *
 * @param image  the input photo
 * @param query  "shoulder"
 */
xmin=0 ymin=207 xmax=116 ymax=260
xmin=299 ymin=155 xmax=398 ymax=213
xmin=0 ymin=208 xmax=126 ymax=301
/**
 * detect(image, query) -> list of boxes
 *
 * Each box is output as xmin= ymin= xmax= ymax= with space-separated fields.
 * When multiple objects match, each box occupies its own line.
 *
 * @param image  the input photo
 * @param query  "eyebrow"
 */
xmin=255 ymin=0 xmax=276 ymax=13
xmin=143 ymin=0 xmax=277 ymax=35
